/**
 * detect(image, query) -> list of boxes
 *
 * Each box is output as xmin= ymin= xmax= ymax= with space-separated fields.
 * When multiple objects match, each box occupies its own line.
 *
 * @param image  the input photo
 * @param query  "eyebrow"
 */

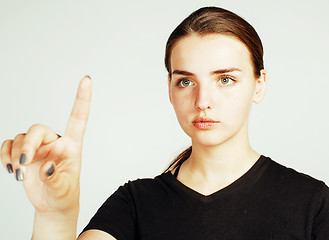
xmin=172 ymin=68 xmax=242 ymax=76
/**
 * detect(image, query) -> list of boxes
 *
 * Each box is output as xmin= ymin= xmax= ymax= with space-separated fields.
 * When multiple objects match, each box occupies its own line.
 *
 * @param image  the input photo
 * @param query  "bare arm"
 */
xmin=0 ymin=76 xmax=117 ymax=240
xmin=79 ymin=230 xmax=117 ymax=240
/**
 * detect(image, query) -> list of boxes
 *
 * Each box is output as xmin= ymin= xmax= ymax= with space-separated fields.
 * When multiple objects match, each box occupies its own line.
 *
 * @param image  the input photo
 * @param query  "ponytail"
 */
xmin=163 ymin=146 xmax=192 ymax=173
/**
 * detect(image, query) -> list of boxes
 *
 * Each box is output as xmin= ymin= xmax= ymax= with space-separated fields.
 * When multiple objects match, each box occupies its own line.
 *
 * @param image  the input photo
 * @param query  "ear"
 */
xmin=168 ymin=74 xmax=172 ymax=104
xmin=252 ymin=69 xmax=267 ymax=104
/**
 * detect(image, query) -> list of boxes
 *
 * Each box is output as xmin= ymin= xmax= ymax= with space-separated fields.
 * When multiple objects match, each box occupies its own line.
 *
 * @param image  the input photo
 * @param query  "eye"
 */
xmin=218 ymin=76 xmax=236 ymax=86
xmin=177 ymin=79 xmax=193 ymax=87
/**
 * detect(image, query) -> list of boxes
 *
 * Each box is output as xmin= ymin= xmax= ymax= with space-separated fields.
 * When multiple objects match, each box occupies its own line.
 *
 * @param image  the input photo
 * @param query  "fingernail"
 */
xmin=46 ymin=164 xmax=55 ymax=177
xmin=16 ymin=169 xmax=24 ymax=181
xmin=84 ymin=75 xmax=91 ymax=79
xmin=19 ymin=153 xmax=27 ymax=165
xmin=6 ymin=164 xmax=13 ymax=174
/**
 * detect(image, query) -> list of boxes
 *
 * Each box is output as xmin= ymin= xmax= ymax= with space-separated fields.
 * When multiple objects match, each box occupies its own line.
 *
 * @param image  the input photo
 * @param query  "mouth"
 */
xmin=192 ymin=118 xmax=220 ymax=130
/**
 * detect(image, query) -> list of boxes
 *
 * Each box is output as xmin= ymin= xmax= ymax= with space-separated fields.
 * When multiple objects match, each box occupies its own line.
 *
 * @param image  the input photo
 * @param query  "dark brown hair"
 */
xmin=163 ymin=6 xmax=264 ymax=173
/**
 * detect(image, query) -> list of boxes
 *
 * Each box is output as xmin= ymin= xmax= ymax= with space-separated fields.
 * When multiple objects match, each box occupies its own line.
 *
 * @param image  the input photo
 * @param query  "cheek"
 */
xmin=219 ymin=86 xmax=254 ymax=122
xmin=171 ymin=92 xmax=195 ymax=132
xmin=171 ymin=91 xmax=192 ymax=113
xmin=172 ymin=99 xmax=189 ymax=122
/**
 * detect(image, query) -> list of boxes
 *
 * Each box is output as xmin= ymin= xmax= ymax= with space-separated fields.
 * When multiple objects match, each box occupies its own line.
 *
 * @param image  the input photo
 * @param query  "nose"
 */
xmin=194 ymin=84 xmax=212 ymax=111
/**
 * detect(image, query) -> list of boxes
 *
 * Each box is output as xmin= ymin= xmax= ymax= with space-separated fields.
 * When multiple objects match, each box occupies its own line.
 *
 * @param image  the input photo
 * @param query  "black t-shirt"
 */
xmin=81 ymin=155 xmax=329 ymax=239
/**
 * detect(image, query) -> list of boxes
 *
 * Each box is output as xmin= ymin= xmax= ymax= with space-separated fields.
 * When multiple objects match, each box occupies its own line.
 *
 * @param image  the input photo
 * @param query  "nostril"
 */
xmin=196 ymin=104 xmax=211 ymax=111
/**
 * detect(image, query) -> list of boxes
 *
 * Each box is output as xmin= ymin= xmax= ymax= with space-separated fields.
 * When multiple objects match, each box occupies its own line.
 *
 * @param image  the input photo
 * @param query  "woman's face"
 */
xmin=168 ymin=34 xmax=266 ymax=147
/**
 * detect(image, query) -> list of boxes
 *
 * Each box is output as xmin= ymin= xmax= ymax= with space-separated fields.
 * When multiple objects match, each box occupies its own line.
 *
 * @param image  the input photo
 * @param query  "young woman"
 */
xmin=1 ymin=6 xmax=329 ymax=240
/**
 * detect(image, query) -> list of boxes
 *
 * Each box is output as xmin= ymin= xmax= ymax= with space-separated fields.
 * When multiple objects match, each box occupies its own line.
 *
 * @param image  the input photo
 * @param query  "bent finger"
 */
xmin=20 ymin=124 xmax=59 ymax=166
xmin=11 ymin=134 xmax=26 ymax=180
xmin=1 ymin=140 xmax=14 ymax=173
xmin=64 ymin=76 xmax=92 ymax=144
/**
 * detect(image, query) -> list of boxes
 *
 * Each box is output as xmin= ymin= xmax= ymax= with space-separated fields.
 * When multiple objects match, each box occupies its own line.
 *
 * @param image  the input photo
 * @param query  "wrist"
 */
xmin=32 ymin=207 xmax=79 ymax=240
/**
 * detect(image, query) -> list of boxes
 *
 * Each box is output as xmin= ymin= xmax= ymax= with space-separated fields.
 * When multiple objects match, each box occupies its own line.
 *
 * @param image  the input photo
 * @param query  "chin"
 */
xmin=193 ymin=138 xmax=231 ymax=147
xmin=189 ymin=130 xmax=235 ymax=147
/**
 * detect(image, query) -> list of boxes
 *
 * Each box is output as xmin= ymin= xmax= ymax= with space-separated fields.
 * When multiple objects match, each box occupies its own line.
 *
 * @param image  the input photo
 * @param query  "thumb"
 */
xmin=39 ymin=161 xmax=72 ymax=201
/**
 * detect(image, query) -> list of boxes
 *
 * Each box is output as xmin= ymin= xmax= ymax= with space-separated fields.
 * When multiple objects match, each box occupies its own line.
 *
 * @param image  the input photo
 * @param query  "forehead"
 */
xmin=170 ymin=34 xmax=253 ymax=74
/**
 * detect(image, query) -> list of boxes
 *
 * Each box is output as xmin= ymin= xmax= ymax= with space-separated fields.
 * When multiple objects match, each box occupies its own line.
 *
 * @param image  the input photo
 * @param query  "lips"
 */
xmin=192 ymin=117 xmax=220 ymax=130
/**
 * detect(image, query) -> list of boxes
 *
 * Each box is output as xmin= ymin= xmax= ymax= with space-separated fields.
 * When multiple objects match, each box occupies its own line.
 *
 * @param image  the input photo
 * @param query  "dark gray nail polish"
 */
xmin=6 ymin=164 xmax=13 ymax=173
xmin=16 ymin=169 xmax=24 ymax=181
xmin=19 ymin=153 xmax=27 ymax=165
xmin=46 ymin=165 xmax=55 ymax=177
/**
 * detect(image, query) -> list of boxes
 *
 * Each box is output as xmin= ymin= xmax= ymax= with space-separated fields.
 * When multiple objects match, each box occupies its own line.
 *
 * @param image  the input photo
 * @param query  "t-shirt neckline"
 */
xmin=162 ymin=155 xmax=270 ymax=203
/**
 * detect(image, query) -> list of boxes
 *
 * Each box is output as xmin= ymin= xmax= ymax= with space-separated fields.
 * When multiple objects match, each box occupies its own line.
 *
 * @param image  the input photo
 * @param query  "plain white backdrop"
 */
xmin=0 ymin=0 xmax=328 ymax=238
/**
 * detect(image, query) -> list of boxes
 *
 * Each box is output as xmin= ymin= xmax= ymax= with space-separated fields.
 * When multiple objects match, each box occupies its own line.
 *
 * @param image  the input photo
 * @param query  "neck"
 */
xmin=186 ymin=125 xmax=260 ymax=184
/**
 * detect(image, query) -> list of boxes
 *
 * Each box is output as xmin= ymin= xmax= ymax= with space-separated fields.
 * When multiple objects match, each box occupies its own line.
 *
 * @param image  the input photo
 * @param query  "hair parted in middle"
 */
xmin=165 ymin=6 xmax=264 ymax=79
xmin=163 ymin=6 xmax=265 ymax=173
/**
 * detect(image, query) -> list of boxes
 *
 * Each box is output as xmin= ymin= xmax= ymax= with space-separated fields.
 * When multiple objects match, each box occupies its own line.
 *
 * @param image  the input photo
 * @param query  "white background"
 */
xmin=0 ymin=0 xmax=328 ymax=238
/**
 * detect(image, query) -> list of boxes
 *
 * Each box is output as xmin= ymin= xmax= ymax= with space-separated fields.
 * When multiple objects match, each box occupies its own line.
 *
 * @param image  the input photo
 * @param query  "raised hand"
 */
xmin=1 ymin=76 xmax=92 ymax=216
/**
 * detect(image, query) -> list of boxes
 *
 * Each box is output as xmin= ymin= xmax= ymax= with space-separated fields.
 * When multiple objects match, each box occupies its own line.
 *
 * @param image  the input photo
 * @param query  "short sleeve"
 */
xmin=80 ymin=182 xmax=137 ymax=240
xmin=312 ymin=182 xmax=329 ymax=239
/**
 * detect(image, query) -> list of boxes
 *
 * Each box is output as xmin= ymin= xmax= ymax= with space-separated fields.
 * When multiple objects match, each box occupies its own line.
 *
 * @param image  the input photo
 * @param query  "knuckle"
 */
xmin=71 ymin=110 xmax=84 ymax=120
xmin=13 ymin=134 xmax=25 ymax=143
xmin=21 ymin=142 xmax=33 ymax=154
xmin=1 ymin=140 xmax=13 ymax=162
xmin=1 ymin=139 xmax=13 ymax=151
xmin=12 ymin=135 xmax=25 ymax=160
xmin=29 ymin=123 xmax=45 ymax=131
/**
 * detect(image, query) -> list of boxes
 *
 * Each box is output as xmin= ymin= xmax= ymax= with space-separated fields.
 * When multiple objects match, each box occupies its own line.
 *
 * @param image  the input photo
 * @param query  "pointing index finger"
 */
xmin=64 ymin=76 xmax=92 ymax=143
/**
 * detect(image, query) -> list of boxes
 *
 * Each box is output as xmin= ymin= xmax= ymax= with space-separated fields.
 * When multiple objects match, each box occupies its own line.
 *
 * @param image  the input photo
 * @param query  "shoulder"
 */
xmin=270 ymin=156 xmax=324 ymax=182
xmin=115 ymin=172 xmax=173 ymax=198
xmin=96 ymin=173 xmax=172 ymax=219
xmin=262 ymin=155 xmax=329 ymax=199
